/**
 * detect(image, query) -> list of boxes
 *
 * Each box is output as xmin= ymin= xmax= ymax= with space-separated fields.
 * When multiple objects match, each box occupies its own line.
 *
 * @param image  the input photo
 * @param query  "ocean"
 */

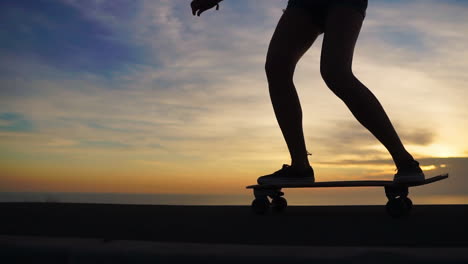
xmin=1 ymin=191 xmax=466 ymax=205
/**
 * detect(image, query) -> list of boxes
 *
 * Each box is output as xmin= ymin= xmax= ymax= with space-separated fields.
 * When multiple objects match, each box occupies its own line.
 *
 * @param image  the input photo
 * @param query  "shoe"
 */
xmin=257 ymin=164 xmax=315 ymax=185
xmin=393 ymin=159 xmax=425 ymax=184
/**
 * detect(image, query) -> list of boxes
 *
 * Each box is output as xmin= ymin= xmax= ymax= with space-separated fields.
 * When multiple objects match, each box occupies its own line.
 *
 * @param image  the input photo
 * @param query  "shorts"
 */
xmin=286 ymin=0 xmax=368 ymax=32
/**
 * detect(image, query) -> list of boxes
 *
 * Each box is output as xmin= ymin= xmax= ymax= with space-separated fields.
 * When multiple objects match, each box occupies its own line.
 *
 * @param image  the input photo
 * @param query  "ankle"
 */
xmin=396 ymin=158 xmax=418 ymax=170
xmin=393 ymin=152 xmax=414 ymax=168
xmin=291 ymin=151 xmax=312 ymax=169
xmin=290 ymin=161 xmax=311 ymax=170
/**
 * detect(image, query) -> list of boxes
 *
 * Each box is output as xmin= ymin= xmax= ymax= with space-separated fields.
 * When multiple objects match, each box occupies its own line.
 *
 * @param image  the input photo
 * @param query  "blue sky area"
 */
xmin=0 ymin=0 xmax=143 ymax=76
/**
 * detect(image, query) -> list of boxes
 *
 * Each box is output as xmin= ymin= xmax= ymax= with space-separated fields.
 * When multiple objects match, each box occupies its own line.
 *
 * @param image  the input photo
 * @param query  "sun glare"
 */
xmin=420 ymin=165 xmax=437 ymax=171
xmin=413 ymin=144 xmax=462 ymax=158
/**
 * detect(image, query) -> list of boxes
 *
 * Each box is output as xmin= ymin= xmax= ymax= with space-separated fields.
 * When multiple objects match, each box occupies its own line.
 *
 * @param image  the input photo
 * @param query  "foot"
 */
xmin=257 ymin=164 xmax=315 ymax=185
xmin=393 ymin=159 xmax=425 ymax=184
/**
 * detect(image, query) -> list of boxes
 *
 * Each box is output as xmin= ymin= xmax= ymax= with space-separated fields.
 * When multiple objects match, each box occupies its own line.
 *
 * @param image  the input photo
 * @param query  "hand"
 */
xmin=191 ymin=0 xmax=222 ymax=16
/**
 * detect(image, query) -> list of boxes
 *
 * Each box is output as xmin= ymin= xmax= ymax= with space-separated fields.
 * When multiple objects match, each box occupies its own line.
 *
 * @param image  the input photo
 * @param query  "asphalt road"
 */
xmin=1 ymin=203 xmax=467 ymax=263
xmin=1 ymin=203 xmax=467 ymax=246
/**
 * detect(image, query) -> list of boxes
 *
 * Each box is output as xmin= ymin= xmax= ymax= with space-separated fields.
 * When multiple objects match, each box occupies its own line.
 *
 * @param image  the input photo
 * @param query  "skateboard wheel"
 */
xmin=403 ymin=197 xmax=413 ymax=210
xmin=252 ymin=198 xmax=270 ymax=214
xmin=271 ymin=197 xmax=287 ymax=212
xmin=386 ymin=197 xmax=412 ymax=218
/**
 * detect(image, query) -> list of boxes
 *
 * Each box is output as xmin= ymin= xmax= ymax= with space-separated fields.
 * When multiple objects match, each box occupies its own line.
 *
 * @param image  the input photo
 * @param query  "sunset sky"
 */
xmin=0 ymin=0 xmax=467 ymax=204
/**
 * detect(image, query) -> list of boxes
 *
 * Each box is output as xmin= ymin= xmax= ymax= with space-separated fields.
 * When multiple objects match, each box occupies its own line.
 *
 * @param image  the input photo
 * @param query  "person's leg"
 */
xmin=265 ymin=7 xmax=321 ymax=170
xmin=319 ymin=5 xmax=415 ymax=169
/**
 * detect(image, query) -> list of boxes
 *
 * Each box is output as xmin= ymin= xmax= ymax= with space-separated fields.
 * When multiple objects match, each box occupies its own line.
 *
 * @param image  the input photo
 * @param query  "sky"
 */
xmin=0 ymin=0 xmax=467 ymax=204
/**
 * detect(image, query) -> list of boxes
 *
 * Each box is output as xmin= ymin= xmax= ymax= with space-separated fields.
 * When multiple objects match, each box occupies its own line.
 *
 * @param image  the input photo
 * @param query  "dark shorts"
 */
xmin=286 ymin=0 xmax=368 ymax=32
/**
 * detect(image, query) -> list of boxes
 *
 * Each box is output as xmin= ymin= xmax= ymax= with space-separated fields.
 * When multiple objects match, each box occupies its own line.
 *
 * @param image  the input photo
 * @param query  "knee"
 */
xmin=320 ymin=64 xmax=355 ymax=97
xmin=320 ymin=63 xmax=354 ymax=86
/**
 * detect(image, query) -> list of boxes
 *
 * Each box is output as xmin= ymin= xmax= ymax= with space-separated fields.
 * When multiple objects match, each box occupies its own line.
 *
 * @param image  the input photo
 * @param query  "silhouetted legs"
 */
xmin=265 ymin=8 xmax=321 ymax=169
xmin=266 ymin=5 xmax=414 ymax=171
xmin=320 ymin=6 xmax=413 ymax=167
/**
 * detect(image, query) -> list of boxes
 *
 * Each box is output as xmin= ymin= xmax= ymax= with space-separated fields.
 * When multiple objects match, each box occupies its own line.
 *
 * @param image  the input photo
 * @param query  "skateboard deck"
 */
xmin=247 ymin=174 xmax=448 ymax=217
xmin=246 ymin=174 xmax=448 ymax=189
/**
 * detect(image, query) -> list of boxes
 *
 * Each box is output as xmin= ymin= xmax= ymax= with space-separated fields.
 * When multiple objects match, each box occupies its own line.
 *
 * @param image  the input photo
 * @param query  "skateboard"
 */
xmin=246 ymin=174 xmax=448 ymax=217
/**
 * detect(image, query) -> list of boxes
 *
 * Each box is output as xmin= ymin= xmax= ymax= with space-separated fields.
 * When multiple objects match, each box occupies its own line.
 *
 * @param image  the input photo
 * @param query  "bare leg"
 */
xmin=265 ymin=8 xmax=322 ymax=169
xmin=320 ymin=5 xmax=414 ymax=167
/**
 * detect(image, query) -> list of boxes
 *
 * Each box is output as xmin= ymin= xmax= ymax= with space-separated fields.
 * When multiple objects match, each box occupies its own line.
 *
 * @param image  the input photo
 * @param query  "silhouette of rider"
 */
xmin=190 ymin=0 xmax=425 ymax=185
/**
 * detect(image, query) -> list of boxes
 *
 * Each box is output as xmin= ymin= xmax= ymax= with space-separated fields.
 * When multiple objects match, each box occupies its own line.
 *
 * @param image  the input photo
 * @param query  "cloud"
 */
xmin=0 ymin=113 xmax=34 ymax=132
xmin=0 ymin=0 xmax=141 ymax=75
xmin=360 ymin=0 xmax=468 ymax=82
xmin=79 ymin=140 xmax=132 ymax=150
xmin=305 ymin=120 xmax=436 ymax=162
xmin=399 ymin=129 xmax=434 ymax=146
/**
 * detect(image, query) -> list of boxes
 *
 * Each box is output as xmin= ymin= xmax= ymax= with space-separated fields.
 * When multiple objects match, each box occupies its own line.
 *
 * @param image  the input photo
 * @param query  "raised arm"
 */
xmin=191 ymin=0 xmax=224 ymax=16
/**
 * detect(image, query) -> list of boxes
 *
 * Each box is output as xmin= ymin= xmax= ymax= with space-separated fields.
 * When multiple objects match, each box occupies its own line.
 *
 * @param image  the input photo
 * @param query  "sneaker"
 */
xmin=393 ymin=159 xmax=425 ymax=184
xmin=257 ymin=164 xmax=315 ymax=185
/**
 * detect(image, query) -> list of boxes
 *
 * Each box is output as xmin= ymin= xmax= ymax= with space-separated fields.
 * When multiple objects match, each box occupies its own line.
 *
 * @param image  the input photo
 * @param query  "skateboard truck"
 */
xmin=252 ymin=188 xmax=286 ymax=214
xmin=384 ymin=185 xmax=412 ymax=218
